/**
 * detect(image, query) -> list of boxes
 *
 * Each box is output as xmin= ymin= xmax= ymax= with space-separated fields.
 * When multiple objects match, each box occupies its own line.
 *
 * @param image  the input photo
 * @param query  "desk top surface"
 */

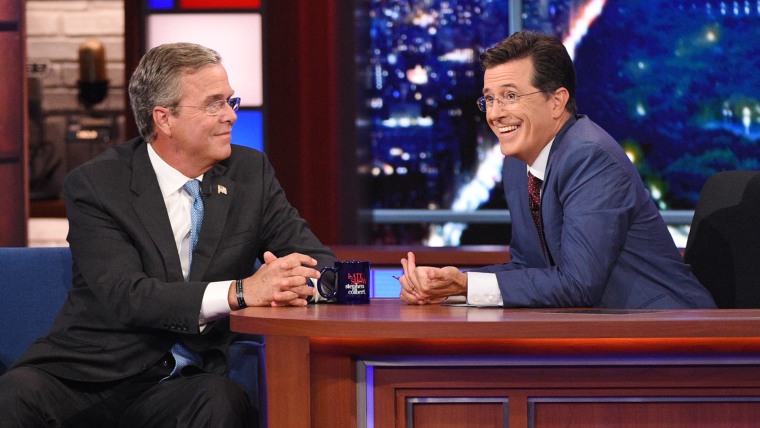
xmin=230 ymin=298 xmax=760 ymax=341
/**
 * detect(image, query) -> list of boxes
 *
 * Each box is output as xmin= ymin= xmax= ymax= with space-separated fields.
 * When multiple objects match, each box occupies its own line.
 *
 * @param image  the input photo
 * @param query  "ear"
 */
xmin=551 ymin=87 xmax=570 ymax=119
xmin=152 ymin=106 xmax=173 ymax=138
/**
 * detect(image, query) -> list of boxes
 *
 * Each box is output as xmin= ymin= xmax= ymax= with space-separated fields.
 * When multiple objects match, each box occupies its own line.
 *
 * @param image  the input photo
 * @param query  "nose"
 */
xmin=220 ymin=104 xmax=237 ymax=123
xmin=487 ymin=100 xmax=508 ymax=120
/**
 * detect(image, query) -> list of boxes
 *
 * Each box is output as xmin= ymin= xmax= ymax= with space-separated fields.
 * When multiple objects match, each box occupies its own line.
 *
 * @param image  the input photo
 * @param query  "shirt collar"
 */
xmin=146 ymin=143 xmax=204 ymax=197
xmin=527 ymin=138 xmax=554 ymax=181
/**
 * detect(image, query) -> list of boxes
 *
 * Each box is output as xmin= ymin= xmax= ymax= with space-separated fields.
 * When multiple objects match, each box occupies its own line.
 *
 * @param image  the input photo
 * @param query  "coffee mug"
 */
xmin=316 ymin=260 xmax=371 ymax=304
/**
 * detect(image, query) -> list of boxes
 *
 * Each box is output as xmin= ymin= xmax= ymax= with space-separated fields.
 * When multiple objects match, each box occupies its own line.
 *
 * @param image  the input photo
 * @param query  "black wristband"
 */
xmin=236 ymin=279 xmax=247 ymax=309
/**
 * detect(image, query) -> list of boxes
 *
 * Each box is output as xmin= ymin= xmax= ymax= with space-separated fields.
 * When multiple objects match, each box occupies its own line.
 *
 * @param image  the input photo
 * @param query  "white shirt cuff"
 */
xmin=466 ymin=272 xmax=503 ymax=306
xmin=200 ymin=280 xmax=235 ymax=326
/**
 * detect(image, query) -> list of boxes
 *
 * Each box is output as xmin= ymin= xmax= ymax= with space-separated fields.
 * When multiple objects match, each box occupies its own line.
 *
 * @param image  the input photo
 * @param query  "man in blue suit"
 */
xmin=399 ymin=31 xmax=716 ymax=309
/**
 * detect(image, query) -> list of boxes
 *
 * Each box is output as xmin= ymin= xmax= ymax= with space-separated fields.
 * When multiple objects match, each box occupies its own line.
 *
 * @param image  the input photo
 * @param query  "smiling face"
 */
xmin=152 ymin=64 xmax=237 ymax=177
xmin=483 ymin=57 xmax=570 ymax=165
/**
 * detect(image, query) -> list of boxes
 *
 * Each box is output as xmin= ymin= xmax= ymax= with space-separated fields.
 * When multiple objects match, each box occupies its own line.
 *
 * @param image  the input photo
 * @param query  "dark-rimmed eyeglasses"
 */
xmin=174 ymin=97 xmax=241 ymax=115
xmin=476 ymin=91 xmax=543 ymax=112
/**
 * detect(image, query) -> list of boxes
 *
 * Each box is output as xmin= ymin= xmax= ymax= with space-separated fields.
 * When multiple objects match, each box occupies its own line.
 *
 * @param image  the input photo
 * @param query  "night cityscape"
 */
xmin=568 ymin=0 xmax=760 ymax=209
xmin=358 ymin=0 xmax=510 ymax=245
xmin=358 ymin=0 xmax=760 ymax=246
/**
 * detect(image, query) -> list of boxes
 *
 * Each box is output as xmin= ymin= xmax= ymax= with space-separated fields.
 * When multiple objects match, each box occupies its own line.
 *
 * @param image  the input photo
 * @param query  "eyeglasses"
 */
xmin=476 ymin=91 xmax=543 ymax=112
xmin=174 ymin=97 xmax=241 ymax=115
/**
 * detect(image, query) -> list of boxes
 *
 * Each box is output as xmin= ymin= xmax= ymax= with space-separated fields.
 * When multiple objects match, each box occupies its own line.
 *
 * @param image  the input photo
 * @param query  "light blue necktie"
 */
xmin=162 ymin=342 xmax=203 ymax=382
xmin=161 ymin=179 xmax=205 ymax=382
xmin=183 ymin=179 xmax=204 ymax=278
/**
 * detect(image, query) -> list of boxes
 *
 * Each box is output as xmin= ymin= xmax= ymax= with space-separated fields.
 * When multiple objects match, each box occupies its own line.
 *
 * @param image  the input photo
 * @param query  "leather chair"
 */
xmin=684 ymin=171 xmax=760 ymax=308
xmin=0 ymin=246 xmax=266 ymax=426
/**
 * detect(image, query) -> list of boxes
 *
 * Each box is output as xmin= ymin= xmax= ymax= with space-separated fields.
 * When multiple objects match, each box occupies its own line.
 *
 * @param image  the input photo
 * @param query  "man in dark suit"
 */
xmin=398 ymin=31 xmax=715 ymax=309
xmin=0 ymin=43 xmax=335 ymax=426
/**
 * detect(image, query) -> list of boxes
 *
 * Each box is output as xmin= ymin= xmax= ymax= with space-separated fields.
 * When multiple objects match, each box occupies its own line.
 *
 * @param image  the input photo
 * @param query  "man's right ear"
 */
xmin=152 ymin=106 xmax=172 ymax=138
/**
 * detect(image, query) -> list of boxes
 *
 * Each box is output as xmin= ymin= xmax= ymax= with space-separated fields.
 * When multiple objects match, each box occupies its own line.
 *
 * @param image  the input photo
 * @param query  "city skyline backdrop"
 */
xmin=358 ymin=0 xmax=760 ymax=246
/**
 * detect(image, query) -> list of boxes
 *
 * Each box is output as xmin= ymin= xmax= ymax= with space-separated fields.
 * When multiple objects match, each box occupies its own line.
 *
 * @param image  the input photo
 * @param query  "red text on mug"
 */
xmin=347 ymin=272 xmax=367 ymax=286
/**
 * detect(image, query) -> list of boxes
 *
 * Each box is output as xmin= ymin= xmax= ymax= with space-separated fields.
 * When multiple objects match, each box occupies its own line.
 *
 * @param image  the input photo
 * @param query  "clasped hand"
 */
xmin=241 ymin=251 xmax=319 ymax=307
xmin=399 ymin=251 xmax=467 ymax=305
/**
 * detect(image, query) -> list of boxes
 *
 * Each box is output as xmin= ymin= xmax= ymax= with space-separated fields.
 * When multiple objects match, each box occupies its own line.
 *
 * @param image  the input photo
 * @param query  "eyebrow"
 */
xmin=483 ymin=84 xmax=518 ymax=95
xmin=202 ymin=92 xmax=236 ymax=104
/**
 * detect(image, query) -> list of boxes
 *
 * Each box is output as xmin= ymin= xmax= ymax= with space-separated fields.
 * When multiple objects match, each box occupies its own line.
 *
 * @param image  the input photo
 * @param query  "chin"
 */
xmin=498 ymin=140 xmax=516 ymax=157
xmin=211 ymin=144 xmax=232 ymax=162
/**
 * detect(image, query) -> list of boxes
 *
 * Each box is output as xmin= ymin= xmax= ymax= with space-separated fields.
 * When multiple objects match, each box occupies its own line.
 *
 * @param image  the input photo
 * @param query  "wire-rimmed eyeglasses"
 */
xmin=174 ymin=97 xmax=241 ymax=115
xmin=476 ymin=91 xmax=543 ymax=112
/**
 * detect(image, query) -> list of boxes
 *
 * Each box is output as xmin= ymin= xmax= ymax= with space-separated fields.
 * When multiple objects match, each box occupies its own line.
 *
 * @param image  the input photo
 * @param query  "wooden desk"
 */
xmin=231 ymin=299 xmax=760 ymax=428
xmin=332 ymin=245 xmax=510 ymax=267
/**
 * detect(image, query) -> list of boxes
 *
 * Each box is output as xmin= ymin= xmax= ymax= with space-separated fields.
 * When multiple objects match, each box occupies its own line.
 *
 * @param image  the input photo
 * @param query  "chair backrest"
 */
xmin=0 ymin=247 xmax=73 ymax=372
xmin=684 ymin=171 xmax=760 ymax=308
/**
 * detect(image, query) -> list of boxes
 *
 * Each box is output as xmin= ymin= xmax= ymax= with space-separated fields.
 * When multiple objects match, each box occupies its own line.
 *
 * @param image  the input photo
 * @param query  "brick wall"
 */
xmin=26 ymin=0 xmax=126 ymax=200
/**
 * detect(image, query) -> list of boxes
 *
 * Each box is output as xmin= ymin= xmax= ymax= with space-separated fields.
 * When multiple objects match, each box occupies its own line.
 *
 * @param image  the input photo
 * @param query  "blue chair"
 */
xmin=0 ymin=247 xmax=72 ymax=371
xmin=0 ymin=247 xmax=266 ymax=427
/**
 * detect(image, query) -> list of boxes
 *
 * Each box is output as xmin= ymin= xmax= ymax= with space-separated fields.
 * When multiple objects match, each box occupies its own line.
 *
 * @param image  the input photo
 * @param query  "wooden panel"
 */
xmin=0 ymin=163 xmax=27 ymax=246
xmin=373 ymin=365 xmax=760 ymax=427
xmin=265 ymin=0 xmax=341 ymax=245
xmin=0 ymin=32 xmax=23 ymax=159
xmin=391 ymin=391 xmax=508 ymax=428
xmin=0 ymin=14 xmax=27 ymax=246
xmin=332 ymin=245 xmax=510 ymax=267
xmin=373 ymin=365 xmax=760 ymax=392
xmin=409 ymin=401 xmax=506 ymax=428
xmin=509 ymin=394 xmax=530 ymax=428
xmin=263 ymin=335 xmax=310 ymax=428
xmin=0 ymin=2 xmax=20 ymax=22
xmin=311 ymin=351 xmax=357 ymax=428
xmin=532 ymin=401 xmax=760 ymax=428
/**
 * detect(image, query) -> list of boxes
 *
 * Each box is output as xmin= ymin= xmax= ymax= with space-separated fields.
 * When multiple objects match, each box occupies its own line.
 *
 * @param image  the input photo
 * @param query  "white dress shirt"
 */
xmin=147 ymin=143 xmax=232 ymax=325
xmin=466 ymin=139 xmax=554 ymax=306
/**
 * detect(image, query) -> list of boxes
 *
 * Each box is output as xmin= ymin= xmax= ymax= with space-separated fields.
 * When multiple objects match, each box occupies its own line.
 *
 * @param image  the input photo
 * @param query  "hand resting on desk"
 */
xmin=399 ymin=251 xmax=467 ymax=305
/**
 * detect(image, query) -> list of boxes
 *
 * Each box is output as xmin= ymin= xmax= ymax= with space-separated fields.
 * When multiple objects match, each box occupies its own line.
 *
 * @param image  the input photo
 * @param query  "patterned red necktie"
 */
xmin=528 ymin=172 xmax=547 ymax=256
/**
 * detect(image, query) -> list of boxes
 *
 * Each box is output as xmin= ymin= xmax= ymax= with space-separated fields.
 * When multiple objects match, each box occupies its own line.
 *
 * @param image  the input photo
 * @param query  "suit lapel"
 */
xmin=540 ymin=116 xmax=578 ymax=267
xmin=189 ymin=163 xmax=234 ymax=281
xmin=130 ymin=143 xmax=185 ymax=282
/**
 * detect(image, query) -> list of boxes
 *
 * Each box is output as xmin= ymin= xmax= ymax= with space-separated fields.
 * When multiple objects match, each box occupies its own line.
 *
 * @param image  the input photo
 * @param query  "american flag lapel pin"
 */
xmin=217 ymin=185 xmax=227 ymax=195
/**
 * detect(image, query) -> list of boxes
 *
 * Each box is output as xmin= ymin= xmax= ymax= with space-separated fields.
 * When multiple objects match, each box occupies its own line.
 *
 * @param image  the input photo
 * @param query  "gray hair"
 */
xmin=128 ymin=42 xmax=222 ymax=142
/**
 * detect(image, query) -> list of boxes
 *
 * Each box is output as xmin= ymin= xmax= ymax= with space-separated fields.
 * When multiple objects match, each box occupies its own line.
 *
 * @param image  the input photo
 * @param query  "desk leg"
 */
xmin=265 ymin=335 xmax=310 ymax=428
xmin=311 ymin=349 xmax=357 ymax=427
